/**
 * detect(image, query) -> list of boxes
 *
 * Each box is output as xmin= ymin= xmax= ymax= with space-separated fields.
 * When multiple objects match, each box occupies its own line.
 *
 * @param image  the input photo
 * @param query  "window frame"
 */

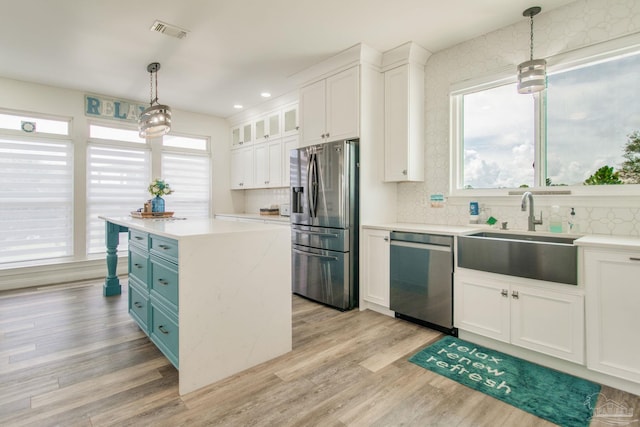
xmin=85 ymin=119 xmax=212 ymax=255
xmin=450 ymin=32 xmax=640 ymax=198
xmin=0 ymin=110 xmax=74 ymax=265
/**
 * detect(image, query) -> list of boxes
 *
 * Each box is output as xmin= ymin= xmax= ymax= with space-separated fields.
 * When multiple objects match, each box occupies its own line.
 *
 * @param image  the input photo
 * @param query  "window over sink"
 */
xmin=451 ymin=34 xmax=640 ymax=195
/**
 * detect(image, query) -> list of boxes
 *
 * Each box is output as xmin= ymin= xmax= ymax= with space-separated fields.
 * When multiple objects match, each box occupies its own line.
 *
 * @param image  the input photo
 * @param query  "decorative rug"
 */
xmin=409 ymin=336 xmax=601 ymax=427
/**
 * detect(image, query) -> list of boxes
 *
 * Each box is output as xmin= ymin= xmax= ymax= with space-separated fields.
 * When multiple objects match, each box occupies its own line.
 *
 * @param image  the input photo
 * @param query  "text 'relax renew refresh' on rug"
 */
xmin=409 ymin=336 xmax=601 ymax=427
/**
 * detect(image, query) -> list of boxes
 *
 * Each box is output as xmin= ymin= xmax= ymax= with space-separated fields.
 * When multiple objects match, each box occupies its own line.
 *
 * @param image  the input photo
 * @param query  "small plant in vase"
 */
xmin=148 ymin=178 xmax=173 ymax=212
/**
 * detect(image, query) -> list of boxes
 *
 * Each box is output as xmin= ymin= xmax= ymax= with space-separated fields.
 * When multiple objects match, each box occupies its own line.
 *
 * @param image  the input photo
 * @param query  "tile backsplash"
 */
xmin=397 ymin=183 xmax=640 ymax=236
xmin=244 ymin=188 xmax=290 ymax=214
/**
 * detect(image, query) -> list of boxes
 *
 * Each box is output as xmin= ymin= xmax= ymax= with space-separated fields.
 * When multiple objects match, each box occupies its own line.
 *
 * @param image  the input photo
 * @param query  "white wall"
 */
xmin=398 ymin=0 xmax=640 ymax=236
xmin=0 ymin=76 xmax=237 ymax=289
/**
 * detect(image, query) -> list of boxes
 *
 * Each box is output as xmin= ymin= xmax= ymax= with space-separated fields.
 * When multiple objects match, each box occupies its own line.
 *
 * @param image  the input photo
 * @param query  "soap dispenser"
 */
xmin=568 ymin=207 xmax=579 ymax=234
xmin=550 ymin=205 xmax=562 ymax=233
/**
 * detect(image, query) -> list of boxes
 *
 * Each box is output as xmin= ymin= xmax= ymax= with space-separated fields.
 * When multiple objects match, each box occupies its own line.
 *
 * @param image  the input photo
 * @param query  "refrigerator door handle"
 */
xmin=313 ymin=152 xmax=319 ymax=218
xmin=292 ymin=248 xmax=338 ymax=262
xmin=305 ymin=151 xmax=313 ymax=218
xmin=293 ymin=229 xmax=340 ymax=238
xmin=308 ymin=152 xmax=318 ymax=218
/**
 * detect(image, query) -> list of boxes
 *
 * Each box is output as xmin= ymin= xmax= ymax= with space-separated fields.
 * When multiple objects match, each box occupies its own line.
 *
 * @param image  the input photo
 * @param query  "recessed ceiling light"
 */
xmin=233 ymin=104 xmax=243 ymax=109
xmin=260 ymin=92 xmax=271 ymax=98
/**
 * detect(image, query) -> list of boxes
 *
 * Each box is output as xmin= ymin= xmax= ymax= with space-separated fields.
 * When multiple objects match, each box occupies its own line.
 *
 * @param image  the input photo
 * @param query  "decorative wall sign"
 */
xmin=84 ymin=94 xmax=146 ymax=123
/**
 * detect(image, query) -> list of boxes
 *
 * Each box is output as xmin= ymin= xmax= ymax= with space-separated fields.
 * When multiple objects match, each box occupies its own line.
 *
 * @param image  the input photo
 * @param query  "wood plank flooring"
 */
xmin=0 ymin=279 xmax=638 ymax=426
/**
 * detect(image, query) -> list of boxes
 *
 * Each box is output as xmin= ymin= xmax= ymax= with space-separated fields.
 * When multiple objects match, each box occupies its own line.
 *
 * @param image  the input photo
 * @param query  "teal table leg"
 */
xmin=104 ymin=221 xmax=128 ymax=296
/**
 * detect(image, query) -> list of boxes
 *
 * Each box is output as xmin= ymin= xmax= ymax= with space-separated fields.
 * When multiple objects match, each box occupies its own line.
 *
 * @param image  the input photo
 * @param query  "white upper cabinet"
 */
xmin=230 ymin=102 xmax=298 ymax=190
xmin=326 ymin=66 xmax=359 ymax=141
xmin=299 ymin=79 xmax=326 ymax=146
xmin=382 ymin=42 xmax=429 ymax=182
xmin=282 ymin=103 xmax=299 ymax=137
xmin=230 ymin=122 xmax=253 ymax=148
xmin=299 ymin=66 xmax=359 ymax=147
xmin=254 ymin=110 xmax=282 ymax=142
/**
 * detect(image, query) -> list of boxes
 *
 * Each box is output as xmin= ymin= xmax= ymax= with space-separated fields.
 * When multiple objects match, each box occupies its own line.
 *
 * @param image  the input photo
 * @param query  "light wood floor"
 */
xmin=0 ymin=279 xmax=638 ymax=426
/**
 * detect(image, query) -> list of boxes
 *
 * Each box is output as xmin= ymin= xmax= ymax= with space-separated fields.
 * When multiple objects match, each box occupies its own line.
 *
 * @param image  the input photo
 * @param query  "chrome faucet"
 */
xmin=521 ymin=191 xmax=543 ymax=231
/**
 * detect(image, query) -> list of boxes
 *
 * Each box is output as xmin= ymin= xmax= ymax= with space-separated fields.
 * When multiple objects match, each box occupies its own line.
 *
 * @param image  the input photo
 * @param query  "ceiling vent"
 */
xmin=150 ymin=20 xmax=189 ymax=39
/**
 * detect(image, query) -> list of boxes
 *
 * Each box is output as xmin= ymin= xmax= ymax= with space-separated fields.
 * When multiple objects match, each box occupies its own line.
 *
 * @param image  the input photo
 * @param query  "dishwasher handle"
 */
xmin=390 ymin=240 xmax=451 ymax=252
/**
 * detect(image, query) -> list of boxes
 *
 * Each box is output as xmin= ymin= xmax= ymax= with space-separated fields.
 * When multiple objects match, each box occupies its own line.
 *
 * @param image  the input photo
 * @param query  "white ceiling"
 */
xmin=0 ymin=0 xmax=576 ymax=118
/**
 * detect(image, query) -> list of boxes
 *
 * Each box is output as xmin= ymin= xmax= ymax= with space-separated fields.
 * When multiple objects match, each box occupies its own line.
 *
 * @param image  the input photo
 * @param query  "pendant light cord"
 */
xmin=529 ymin=13 xmax=535 ymax=61
xmin=149 ymin=69 xmax=159 ymax=106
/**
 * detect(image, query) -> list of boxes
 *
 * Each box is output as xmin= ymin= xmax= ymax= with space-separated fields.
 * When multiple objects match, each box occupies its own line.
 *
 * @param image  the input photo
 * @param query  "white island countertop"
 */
xmin=102 ymin=216 xmax=287 ymax=240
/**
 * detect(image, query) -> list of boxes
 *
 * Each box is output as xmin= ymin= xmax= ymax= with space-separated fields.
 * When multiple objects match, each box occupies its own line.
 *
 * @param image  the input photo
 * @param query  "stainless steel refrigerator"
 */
xmin=290 ymin=139 xmax=359 ymax=310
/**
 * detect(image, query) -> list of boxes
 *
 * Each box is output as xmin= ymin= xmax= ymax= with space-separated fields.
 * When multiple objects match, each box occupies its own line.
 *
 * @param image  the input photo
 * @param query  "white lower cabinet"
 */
xmin=455 ymin=269 xmax=584 ymax=364
xmin=361 ymin=228 xmax=390 ymax=309
xmin=584 ymin=248 xmax=640 ymax=382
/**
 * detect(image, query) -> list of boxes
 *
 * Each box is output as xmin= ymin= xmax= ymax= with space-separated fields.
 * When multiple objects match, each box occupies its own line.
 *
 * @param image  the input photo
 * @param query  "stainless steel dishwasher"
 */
xmin=389 ymin=231 xmax=457 ymax=336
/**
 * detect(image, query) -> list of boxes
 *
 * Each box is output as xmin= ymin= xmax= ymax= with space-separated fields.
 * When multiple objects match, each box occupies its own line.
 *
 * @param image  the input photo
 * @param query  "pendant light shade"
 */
xmin=139 ymin=62 xmax=172 ymax=138
xmin=517 ymin=7 xmax=546 ymax=94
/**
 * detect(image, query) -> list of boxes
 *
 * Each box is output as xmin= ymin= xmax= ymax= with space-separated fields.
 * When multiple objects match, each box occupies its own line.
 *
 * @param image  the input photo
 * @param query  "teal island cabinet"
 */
xmin=100 ymin=216 xmax=292 ymax=395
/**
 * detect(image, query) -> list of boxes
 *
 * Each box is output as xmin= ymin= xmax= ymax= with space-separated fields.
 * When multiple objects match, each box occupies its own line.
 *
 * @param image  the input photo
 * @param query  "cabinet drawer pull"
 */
xmin=157 ymin=279 xmax=169 ymax=286
xmin=501 ymin=289 xmax=508 ymax=297
xmin=158 ymin=244 xmax=171 ymax=250
xmin=158 ymin=325 xmax=170 ymax=335
xmin=133 ymin=301 xmax=143 ymax=308
xmin=135 ymin=236 xmax=143 ymax=240
xmin=511 ymin=290 xmax=519 ymax=299
xmin=134 ymin=263 xmax=143 ymax=269
xmin=630 ymin=257 xmax=640 ymax=262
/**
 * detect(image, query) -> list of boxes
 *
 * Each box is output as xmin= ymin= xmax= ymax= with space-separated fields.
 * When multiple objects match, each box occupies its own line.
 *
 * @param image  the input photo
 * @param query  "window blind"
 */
xmin=87 ymin=144 xmax=150 ymax=254
xmin=161 ymin=152 xmax=210 ymax=217
xmin=0 ymin=137 xmax=73 ymax=263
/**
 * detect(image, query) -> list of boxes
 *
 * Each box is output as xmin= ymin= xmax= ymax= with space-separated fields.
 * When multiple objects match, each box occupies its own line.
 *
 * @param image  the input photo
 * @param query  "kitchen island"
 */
xmin=100 ymin=216 xmax=292 ymax=395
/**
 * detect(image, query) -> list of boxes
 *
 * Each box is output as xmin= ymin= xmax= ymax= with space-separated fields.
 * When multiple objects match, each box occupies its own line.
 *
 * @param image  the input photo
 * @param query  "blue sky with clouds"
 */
xmin=463 ymin=52 xmax=640 ymax=189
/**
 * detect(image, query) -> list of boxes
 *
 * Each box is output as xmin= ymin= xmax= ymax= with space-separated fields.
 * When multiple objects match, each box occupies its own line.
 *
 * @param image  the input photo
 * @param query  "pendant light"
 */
xmin=517 ymin=6 xmax=546 ymax=94
xmin=139 ymin=62 xmax=172 ymax=138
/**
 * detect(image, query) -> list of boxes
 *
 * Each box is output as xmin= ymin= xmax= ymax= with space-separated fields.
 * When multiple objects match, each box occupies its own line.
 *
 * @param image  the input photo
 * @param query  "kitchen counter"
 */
xmin=575 ymin=234 xmax=640 ymax=250
xmin=100 ymin=216 xmax=292 ymax=395
xmin=362 ymin=222 xmax=482 ymax=236
xmin=215 ymin=213 xmax=290 ymax=224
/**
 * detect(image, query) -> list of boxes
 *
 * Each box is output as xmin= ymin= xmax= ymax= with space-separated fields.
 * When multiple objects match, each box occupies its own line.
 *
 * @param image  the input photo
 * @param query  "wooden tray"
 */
xmin=130 ymin=211 xmax=174 ymax=218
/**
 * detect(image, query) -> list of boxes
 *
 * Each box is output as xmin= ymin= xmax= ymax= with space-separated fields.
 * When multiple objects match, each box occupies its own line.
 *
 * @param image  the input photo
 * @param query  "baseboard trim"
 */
xmin=0 ymin=257 xmax=128 ymax=292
